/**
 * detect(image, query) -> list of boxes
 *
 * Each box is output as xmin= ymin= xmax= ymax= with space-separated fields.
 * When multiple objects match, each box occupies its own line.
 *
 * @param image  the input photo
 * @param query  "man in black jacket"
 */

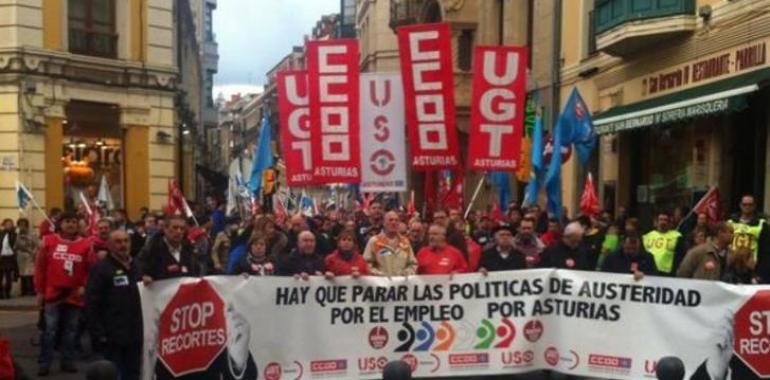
xmin=538 ymin=222 xmax=593 ymax=270
xmin=86 ymin=229 xmax=142 ymax=380
xmin=478 ymin=226 xmax=526 ymax=274
xmin=600 ymin=233 xmax=658 ymax=276
xmin=139 ymin=215 xmax=199 ymax=285
xmin=277 ymin=231 xmax=326 ymax=278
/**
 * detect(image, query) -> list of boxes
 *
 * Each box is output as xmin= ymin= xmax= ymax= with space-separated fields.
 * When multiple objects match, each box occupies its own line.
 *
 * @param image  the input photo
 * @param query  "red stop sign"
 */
xmin=157 ymin=280 xmax=227 ymax=377
xmin=734 ymin=289 xmax=770 ymax=377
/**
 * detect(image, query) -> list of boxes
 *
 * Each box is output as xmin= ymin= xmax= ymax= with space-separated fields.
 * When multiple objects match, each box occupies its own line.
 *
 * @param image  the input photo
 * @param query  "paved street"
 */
xmin=0 ymin=298 xmax=91 ymax=380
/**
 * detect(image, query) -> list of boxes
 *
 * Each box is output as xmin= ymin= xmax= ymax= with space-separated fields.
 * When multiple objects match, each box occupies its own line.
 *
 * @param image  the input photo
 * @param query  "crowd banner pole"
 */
xmin=464 ymin=176 xmax=486 ymax=219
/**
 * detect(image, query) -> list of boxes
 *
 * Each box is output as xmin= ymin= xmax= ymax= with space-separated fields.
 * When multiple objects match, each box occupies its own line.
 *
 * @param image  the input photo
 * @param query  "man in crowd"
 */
xmin=408 ymin=221 xmax=427 ymax=254
xmin=111 ymin=209 xmax=130 ymax=231
xmin=285 ymin=214 xmax=308 ymax=253
xmin=86 ymin=229 xmax=142 ymax=380
xmin=539 ymin=218 xmax=561 ymax=248
xmin=538 ymin=222 xmax=592 ymax=270
xmin=677 ymin=222 xmax=734 ymax=281
xmin=416 ymin=225 xmax=467 ymax=275
xmin=479 ymin=225 xmax=526 ymax=273
xmin=512 ymin=217 xmax=545 ymax=268
xmin=139 ymin=215 xmax=199 ymax=285
xmin=727 ymin=194 xmax=769 ymax=282
xmin=600 ymin=233 xmax=657 ymax=277
xmin=34 ymin=212 xmax=95 ymax=376
xmin=277 ymin=230 xmax=326 ymax=278
xmin=92 ymin=219 xmax=112 ymax=260
xmin=432 ymin=210 xmax=469 ymax=260
xmin=472 ymin=215 xmax=496 ymax=249
xmin=363 ymin=211 xmax=417 ymax=277
xmin=643 ymin=213 xmax=686 ymax=276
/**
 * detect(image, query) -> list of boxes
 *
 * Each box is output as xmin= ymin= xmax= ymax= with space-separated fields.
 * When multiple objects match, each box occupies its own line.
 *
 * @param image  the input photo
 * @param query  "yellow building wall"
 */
xmin=125 ymin=126 xmax=150 ymax=220
xmin=42 ymin=0 xmax=63 ymax=50
xmin=44 ymin=117 xmax=65 ymax=212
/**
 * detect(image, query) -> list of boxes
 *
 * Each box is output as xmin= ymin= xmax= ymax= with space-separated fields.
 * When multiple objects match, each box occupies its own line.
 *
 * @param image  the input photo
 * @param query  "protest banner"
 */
xmin=277 ymin=71 xmax=315 ymax=187
xmin=307 ymin=39 xmax=361 ymax=184
xmin=397 ymin=23 xmax=460 ymax=170
xmin=360 ymin=73 xmax=408 ymax=193
xmin=141 ymin=270 xmax=770 ymax=380
xmin=468 ymin=46 xmax=528 ymax=171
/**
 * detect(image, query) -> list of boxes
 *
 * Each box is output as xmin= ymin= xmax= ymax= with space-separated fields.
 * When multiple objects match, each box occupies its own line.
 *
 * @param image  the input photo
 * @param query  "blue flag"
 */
xmin=248 ymin=115 xmax=274 ymax=194
xmin=524 ymin=115 xmax=544 ymax=206
xmin=16 ymin=181 xmax=32 ymax=212
xmin=561 ymin=88 xmax=596 ymax=164
xmin=489 ymin=172 xmax=511 ymax=209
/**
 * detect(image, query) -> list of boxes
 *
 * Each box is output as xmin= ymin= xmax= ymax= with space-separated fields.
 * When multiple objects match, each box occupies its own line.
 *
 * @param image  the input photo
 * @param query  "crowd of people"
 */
xmin=1 ymin=194 xmax=768 ymax=379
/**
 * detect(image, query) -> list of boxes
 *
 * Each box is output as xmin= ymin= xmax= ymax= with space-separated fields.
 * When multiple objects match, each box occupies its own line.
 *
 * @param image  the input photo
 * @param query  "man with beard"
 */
xmin=512 ymin=217 xmax=545 ymax=268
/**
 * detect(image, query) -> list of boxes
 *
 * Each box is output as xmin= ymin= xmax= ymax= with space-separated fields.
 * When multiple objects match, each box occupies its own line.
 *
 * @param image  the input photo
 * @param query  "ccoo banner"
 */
xmin=468 ymin=46 xmax=529 ymax=171
xmin=140 ymin=270 xmax=770 ymax=380
xmin=277 ymin=71 xmax=314 ymax=187
xmin=360 ymin=73 xmax=407 ymax=193
xmin=307 ymin=39 xmax=361 ymax=184
xmin=397 ymin=23 xmax=460 ymax=171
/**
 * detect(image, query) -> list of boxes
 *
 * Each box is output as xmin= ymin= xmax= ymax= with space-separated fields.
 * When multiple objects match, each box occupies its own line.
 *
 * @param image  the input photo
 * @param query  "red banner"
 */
xmin=468 ymin=46 xmax=528 ymax=171
xmin=306 ymin=40 xmax=361 ymax=184
xmin=277 ymin=70 xmax=314 ymax=186
xmin=397 ymin=23 xmax=460 ymax=170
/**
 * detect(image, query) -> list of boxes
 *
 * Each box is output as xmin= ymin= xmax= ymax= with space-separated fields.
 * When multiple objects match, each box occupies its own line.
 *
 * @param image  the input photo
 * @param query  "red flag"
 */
xmin=165 ymin=179 xmax=193 ymax=217
xmin=468 ymin=46 xmax=528 ymax=171
xmin=306 ymin=39 xmax=361 ymax=184
xmin=424 ymin=171 xmax=436 ymax=218
xmin=579 ymin=172 xmax=600 ymax=217
xmin=274 ymin=196 xmax=288 ymax=225
xmin=693 ymin=187 xmax=721 ymax=225
xmin=362 ymin=193 xmax=375 ymax=215
xmin=407 ymin=191 xmax=416 ymax=218
xmin=490 ymin=200 xmax=505 ymax=223
xmin=277 ymin=71 xmax=315 ymax=186
xmin=87 ymin=203 xmax=101 ymax=236
xmin=397 ymin=23 xmax=460 ymax=170
xmin=443 ymin=170 xmax=464 ymax=210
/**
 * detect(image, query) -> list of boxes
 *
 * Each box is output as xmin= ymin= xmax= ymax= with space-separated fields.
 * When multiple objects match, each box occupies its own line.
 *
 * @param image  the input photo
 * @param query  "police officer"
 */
xmin=86 ymin=230 xmax=142 ymax=380
xmin=727 ymin=195 xmax=769 ymax=283
xmin=643 ymin=213 xmax=686 ymax=276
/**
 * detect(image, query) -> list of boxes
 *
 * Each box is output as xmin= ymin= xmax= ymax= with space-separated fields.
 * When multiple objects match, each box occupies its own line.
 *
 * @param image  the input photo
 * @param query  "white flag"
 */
xmin=97 ymin=175 xmax=115 ymax=211
xmin=359 ymin=73 xmax=407 ymax=192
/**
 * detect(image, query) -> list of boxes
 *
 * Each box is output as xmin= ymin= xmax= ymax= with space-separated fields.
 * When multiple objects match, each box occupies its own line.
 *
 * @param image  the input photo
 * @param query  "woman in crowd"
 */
xmin=324 ymin=231 xmax=368 ymax=277
xmin=0 ymin=219 xmax=17 ymax=299
xmin=14 ymin=218 xmax=37 ymax=296
xmin=230 ymin=236 xmax=274 ymax=276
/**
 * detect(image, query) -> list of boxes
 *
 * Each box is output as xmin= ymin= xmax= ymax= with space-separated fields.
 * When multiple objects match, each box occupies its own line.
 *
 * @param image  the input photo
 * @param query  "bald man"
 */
xmin=363 ymin=212 xmax=417 ymax=277
xmin=86 ymin=230 xmax=142 ymax=380
xmin=277 ymin=231 xmax=327 ymax=279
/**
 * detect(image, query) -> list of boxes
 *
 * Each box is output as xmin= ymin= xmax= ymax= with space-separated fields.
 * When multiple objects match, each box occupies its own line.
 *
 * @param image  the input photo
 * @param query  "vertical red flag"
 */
xmin=306 ymin=40 xmax=361 ymax=184
xmin=397 ymin=23 xmax=460 ymax=170
xmin=277 ymin=71 xmax=315 ymax=186
xmin=693 ymin=187 xmax=721 ymax=224
xmin=468 ymin=46 xmax=528 ymax=171
xmin=579 ymin=172 xmax=600 ymax=217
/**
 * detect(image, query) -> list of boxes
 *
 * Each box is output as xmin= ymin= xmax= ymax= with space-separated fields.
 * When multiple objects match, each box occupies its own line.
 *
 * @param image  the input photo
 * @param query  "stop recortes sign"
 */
xmin=734 ymin=289 xmax=770 ymax=377
xmin=158 ymin=280 xmax=227 ymax=376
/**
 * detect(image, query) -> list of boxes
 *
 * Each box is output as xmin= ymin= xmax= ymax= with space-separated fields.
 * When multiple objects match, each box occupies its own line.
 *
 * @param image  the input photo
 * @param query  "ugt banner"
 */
xmin=469 ymin=46 xmax=528 ymax=171
xmin=277 ymin=71 xmax=314 ymax=186
xmin=360 ymin=73 xmax=407 ymax=193
xmin=397 ymin=23 xmax=460 ymax=171
xmin=140 ymin=270 xmax=770 ymax=380
xmin=307 ymin=39 xmax=361 ymax=184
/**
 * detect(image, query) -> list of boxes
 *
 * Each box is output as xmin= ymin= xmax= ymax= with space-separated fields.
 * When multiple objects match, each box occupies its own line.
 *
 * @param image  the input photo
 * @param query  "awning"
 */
xmin=593 ymin=67 xmax=770 ymax=135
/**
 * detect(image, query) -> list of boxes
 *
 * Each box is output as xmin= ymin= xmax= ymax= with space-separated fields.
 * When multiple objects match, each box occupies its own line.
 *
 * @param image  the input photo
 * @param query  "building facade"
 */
xmin=0 ymin=0 xmax=202 ymax=222
xmin=560 ymin=0 xmax=770 ymax=223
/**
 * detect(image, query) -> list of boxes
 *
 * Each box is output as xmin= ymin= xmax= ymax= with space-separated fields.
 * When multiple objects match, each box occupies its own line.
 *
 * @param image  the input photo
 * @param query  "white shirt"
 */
xmin=0 ymin=234 xmax=13 ymax=257
xmin=165 ymin=239 xmax=181 ymax=262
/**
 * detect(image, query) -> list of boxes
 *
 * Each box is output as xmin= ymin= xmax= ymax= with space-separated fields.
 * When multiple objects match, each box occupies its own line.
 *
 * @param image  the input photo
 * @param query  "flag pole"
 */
xmin=464 ymin=176 xmax=486 ymax=219
xmin=677 ymin=186 xmax=715 ymax=230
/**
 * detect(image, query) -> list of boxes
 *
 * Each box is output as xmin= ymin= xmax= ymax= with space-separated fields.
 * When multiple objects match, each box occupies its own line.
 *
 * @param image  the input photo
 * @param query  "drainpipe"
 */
xmin=551 ymin=0 xmax=562 ymax=130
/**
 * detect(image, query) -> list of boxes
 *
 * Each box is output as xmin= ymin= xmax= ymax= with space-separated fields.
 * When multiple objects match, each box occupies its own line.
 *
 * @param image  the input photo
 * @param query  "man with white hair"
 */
xmin=537 ymin=221 xmax=592 ymax=270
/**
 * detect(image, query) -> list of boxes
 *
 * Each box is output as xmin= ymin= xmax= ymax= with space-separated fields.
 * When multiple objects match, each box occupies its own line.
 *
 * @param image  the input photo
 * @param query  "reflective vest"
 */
xmin=643 ymin=230 xmax=681 ymax=273
xmin=727 ymin=219 xmax=765 ymax=261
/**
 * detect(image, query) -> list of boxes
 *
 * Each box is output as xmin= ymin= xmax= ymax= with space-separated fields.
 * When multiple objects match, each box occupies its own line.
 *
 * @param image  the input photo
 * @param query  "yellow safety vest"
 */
xmin=728 ymin=219 xmax=765 ymax=261
xmin=643 ymin=230 xmax=681 ymax=274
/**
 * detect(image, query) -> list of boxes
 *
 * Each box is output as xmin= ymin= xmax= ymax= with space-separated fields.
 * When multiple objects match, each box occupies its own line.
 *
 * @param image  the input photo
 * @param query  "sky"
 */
xmin=213 ymin=0 xmax=340 ymax=99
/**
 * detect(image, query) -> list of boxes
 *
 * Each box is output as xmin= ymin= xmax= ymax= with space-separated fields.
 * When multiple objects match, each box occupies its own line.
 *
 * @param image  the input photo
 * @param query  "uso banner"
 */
xmin=360 ymin=73 xmax=407 ymax=192
xmin=140 ymin=270 xmax=770 ymax=380
xmin=277 ymin=71 xmax=314 ymax=186
xmin=307 ymin=40 xmax=361 ymax=184
xmin=397 ymin=23 xmax=460 ymax=170
xmin=469 ymin=46 xmax=528 ymax=171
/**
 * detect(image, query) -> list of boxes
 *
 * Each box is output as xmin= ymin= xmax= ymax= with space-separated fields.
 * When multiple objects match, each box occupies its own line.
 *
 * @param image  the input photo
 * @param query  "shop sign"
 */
xmin=595 ymin=97 xmax=736 ymax=135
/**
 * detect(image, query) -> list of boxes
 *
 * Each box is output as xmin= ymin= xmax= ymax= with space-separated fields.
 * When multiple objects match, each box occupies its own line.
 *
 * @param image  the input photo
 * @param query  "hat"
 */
xmin=492 ymin=224 xmax=515 ymax=235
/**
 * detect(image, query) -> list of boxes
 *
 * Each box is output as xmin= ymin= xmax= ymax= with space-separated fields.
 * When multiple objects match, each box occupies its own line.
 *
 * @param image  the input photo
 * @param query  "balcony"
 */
xmin=594 ymin=0 xmax=696 ymax=56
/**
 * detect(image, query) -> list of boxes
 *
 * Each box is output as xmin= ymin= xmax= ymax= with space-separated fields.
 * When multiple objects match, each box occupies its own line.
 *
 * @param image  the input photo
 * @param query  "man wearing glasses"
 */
xmin=727 ymin=195 xmax=769 ymax=283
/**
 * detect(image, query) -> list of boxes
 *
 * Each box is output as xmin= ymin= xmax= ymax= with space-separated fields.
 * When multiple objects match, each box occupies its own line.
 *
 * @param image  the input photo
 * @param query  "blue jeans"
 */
xmin=38 ymin=303 xmax=80 ymax=369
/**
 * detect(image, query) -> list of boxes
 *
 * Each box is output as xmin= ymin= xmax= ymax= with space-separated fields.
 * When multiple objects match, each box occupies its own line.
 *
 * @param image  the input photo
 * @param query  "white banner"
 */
xmin=359 ymin=73 xmax=407 ymax=193
xmin=140 ymin=270 xmax=770 ymax=380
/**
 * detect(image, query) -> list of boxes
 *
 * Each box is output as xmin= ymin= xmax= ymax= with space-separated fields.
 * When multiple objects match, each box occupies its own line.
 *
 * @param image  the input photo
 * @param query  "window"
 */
xmin=68 ymin=0 xmax=117 ymax=58
xmin=204 ymin=5 xmax=214 ymax=42
xmin=458 ymin=30 xmax=474 ymax=72
xmin=205 ymin=70 xmax=215 ymax=107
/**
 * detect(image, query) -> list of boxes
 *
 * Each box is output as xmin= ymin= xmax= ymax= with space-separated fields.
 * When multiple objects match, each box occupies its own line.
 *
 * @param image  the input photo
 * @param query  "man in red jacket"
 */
xmin=34 ymin=212 xmax=95 ymax=376
xmin=416 ymin=225 xmax=468 ymax=275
